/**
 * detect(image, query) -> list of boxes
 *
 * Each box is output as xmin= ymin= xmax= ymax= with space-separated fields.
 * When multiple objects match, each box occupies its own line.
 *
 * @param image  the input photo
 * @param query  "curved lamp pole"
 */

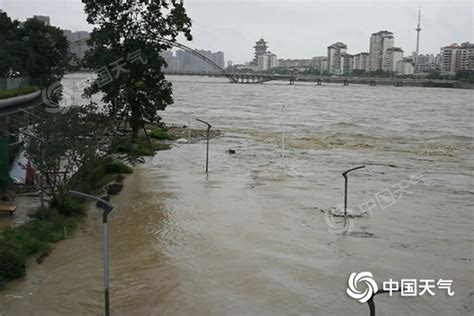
xmin=196 ymin=119 xmax=212 ymax=174
xmin=341 ymin=166 xmax=366 ymax=217
xmin=67 ymin=190 xmax=114 ymax=316
xmin=367 ymin=290 xmax=401 ymax=316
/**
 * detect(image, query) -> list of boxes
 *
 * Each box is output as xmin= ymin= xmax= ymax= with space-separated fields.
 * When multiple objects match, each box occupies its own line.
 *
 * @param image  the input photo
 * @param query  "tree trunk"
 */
xmin=131 ymin=119 xmax=141 ymax=142
xmin=130 ymin=104 xmax=141 ymax=142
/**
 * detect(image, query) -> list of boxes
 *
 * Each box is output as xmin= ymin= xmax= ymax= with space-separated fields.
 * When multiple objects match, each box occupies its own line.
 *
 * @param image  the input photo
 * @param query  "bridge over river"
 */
xmin=164 ymin=72 xmax=462 ymax=88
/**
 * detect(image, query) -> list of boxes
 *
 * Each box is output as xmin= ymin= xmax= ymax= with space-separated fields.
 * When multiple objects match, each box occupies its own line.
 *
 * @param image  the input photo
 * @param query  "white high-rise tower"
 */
xmin=415 ymin=7 xmax=422 ymax=68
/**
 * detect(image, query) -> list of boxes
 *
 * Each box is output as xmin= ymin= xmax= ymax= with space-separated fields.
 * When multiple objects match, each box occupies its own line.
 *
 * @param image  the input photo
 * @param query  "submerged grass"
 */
xmin=112 ymin=136 xmax=171 ymax=156
xmin=149 ymin=128 xmax=175 ymax=141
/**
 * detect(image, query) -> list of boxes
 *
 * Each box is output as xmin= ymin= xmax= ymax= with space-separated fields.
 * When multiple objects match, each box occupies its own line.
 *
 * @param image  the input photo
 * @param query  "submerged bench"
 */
xmin=0 ymin=202 xmax=17 ymax=215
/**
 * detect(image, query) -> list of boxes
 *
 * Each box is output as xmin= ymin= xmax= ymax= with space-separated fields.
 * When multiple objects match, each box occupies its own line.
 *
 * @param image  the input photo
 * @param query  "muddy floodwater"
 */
xmin=1 ymin=75 xmax=473 ymax=315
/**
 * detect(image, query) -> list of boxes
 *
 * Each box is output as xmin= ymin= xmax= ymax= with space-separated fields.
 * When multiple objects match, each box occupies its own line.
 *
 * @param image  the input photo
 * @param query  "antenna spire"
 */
xmin=415 ymin=6 xmax=422 ymax=72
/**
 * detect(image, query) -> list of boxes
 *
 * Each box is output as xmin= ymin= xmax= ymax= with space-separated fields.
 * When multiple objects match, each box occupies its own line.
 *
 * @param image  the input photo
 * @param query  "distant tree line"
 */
xmin=426 ymin=70 xmax=474 ymax=82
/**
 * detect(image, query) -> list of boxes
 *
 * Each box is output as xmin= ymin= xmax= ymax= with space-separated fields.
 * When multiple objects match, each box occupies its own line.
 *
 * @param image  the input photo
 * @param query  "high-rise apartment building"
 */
xmin=257 ymin=52 xmax=278 ymax=71
xmin=384 ymin=47 xmax=404 ymax=72
xmin=396 ymin=58 xmax=415 ymax=75
xmin=353 ymin=52 xmax=370 ymax=71
xmin=327 ymin=42 xmax=347 ymax=74
xmin=312 ymin=57 xmax=329 ymax=73
xmin=440 ymin=42 xmax=474 ymax=75
xmin=340 ymin=54 xmax=354 ymax=75
xmin=441 ymin=44 xmax=460 ymax=75
xmin=457 ymin=42 xmax=474 ymax=71
xmin=62 ymin=30 xmax=91 ymax=61
xmin=369 ymin=31 xmax=394 ymax=71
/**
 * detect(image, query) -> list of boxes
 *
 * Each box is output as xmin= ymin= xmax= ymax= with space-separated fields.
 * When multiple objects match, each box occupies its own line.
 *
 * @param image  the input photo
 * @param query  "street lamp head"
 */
xmin=196 ymin=118 xmax=212 ymax=129
xmin=342 ymin=165 xmax=366 ymax=178
xmin=67 ymin=190 xmax=114 ymax=222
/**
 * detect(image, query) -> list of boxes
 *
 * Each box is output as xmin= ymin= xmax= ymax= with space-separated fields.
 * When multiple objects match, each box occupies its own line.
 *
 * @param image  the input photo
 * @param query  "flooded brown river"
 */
xmin=1 ymin=75 xmax=473 ymax=315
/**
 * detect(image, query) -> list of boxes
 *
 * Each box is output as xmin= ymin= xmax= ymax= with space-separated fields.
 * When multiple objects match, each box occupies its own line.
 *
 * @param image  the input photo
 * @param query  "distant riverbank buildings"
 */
xmin=439 ymin=42 xmax=474 ymax=76
xmin=161 ymin=50 xmax=225 ymax=73
xmin=324 ymin=30 xmax=415 ymax=76
xmin=27 ymin=15 xmax=91 ymax=63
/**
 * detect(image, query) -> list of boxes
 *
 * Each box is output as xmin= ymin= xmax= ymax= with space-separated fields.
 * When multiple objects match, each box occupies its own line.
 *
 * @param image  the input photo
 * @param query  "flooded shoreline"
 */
xmin=1 ymin=75 xmax=472 ymax=315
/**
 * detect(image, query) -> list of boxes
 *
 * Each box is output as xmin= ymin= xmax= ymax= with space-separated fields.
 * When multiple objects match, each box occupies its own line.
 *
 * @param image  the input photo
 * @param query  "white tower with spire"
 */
xmin=415 ymin=7 xmax=422 ymax=71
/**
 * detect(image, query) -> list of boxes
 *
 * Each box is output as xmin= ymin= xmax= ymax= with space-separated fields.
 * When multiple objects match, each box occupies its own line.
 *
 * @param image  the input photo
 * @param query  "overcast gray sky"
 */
xmin=1 ymin=0 xmax=472 ymax=64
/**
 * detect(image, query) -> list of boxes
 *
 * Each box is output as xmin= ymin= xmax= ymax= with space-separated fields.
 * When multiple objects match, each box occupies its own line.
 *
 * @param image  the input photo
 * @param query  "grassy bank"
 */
xmin=0 ymin=159 xmax=132 ymax=288
xmin=111 ymin=129 xmax=174 ymax=156
xmin=0 ymin=86 xmax=39 ymax=100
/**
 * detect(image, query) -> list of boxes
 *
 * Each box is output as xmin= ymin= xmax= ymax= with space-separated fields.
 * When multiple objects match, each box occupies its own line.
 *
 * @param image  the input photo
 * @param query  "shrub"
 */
xmin=149 ymin=128 xmax=173 ymax=140
xmin=30 ymin=207 xmax=60 ymax=221
xmin=52 ymin=197 xmax=85 ymax=216
xmin=104 ymin=161 xmax=133 ymax=174
xmin=0 ymin=245 xmax=25 ymax=280
xmin=21 ymin=219 xmax=63 ymax=243
xmin=115 ymin=140 xmax=170 ymax=156
xmin=2 ymin=228 xmax=49 ymax=255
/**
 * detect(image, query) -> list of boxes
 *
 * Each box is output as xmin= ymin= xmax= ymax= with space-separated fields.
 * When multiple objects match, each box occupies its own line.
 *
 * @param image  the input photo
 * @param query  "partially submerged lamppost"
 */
xmin=67 ymin=190 xmax=114 ymax=316
xmin=342 ymin=165 xmax=366 ymax=217
xmin=196 ymin=118 xmax=212 ymax=173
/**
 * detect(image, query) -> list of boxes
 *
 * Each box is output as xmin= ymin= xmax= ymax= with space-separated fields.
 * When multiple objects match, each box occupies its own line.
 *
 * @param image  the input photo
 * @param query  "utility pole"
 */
xmin=415 ymin=6 xmax=422 ymax=73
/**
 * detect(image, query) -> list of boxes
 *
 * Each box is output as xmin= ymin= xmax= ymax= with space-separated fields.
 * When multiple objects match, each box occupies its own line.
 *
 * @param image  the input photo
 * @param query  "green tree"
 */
xmin=0 ymin=12 xmax=19 ymax=45
xmin=351 ymin=69 xmax=366 ymax=77
xmin=0 ymin=12 xmax=70 ymax=87
xmin=426 ymin=71 xmax=443 ymax=80
xmin=83 ymin=0 xmax=193 ymax=140
xmin=17 ymin=19 xmax=70 ymax=87
xmin=26 ymin=105 xmax=111 ymax=210
xmin=455 ymin=70 xmax=474 ymax=83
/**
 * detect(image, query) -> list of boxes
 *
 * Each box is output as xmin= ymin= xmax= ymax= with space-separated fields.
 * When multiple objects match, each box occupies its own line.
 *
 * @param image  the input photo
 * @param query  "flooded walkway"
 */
xmin=0 ymin=75 xmax=472 ymax=315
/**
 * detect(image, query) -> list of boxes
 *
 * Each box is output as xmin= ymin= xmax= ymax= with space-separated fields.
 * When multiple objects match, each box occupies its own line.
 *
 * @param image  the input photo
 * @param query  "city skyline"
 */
xmin=1 ymin=0 xmax=472 ymax=64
